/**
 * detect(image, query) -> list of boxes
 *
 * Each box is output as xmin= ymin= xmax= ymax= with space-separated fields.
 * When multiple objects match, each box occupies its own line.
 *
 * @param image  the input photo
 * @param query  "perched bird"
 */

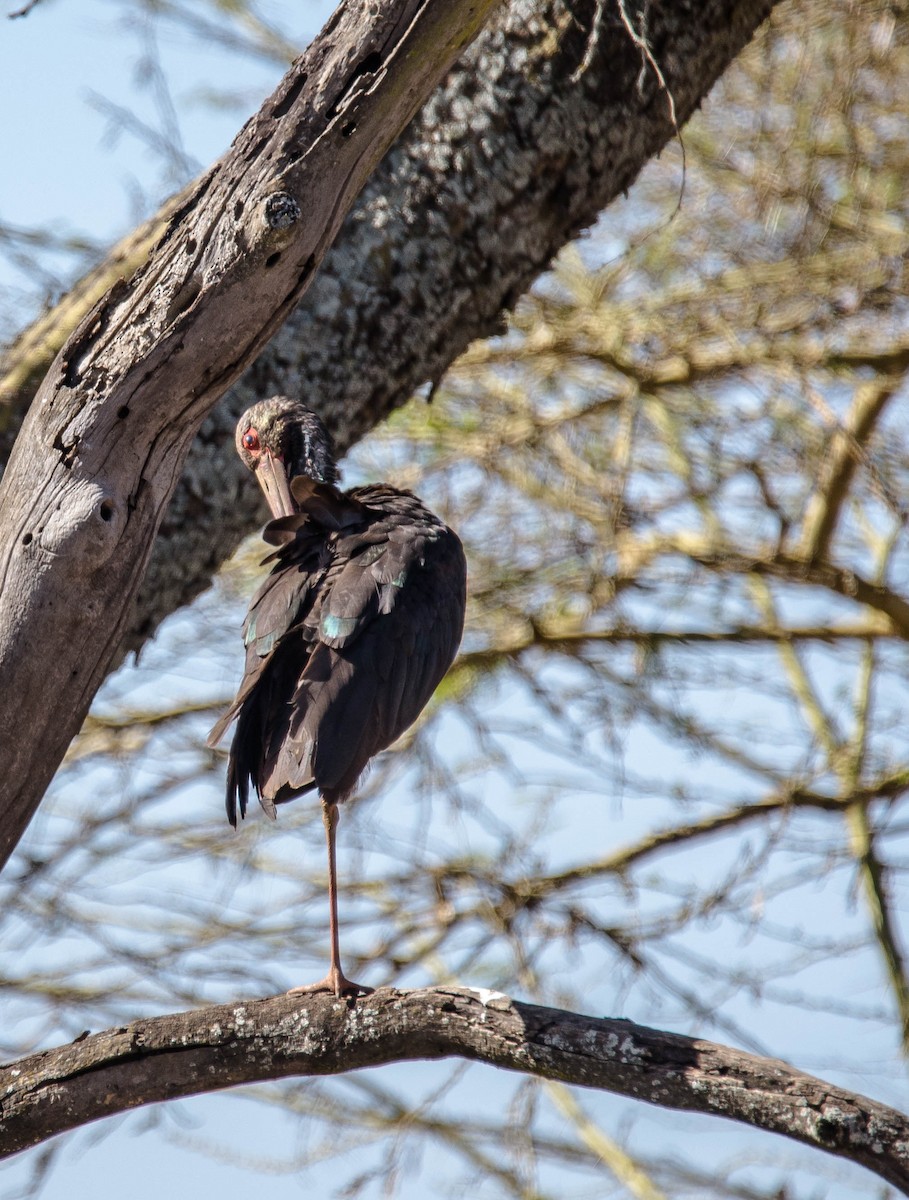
xmin=210 ymin=396 xmax=467 ymax=997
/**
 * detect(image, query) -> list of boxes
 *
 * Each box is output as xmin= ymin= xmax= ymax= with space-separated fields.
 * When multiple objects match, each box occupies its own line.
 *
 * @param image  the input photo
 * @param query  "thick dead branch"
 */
xmin=0 ymin=987 xmax=905 ymax=1190
xmin=0 ymin=0 xmax=501 ymax=865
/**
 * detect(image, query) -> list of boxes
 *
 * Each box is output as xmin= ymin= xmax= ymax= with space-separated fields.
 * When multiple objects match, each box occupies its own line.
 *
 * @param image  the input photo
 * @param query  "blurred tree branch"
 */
xmin=2 ymin=987 xmax=907 ymax=1191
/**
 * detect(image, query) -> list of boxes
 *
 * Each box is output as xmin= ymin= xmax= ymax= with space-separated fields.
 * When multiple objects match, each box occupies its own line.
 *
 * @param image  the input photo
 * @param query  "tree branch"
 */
xmin=633 ymin=537 xmax=909 ymax=638
xmin=423 ymin=770 xmax=909 ymax=908
xmin=0 ymin=1 xmax=780 ymax=871
xmin=800 ymin=376 xmax=904 ymax=564
xmin=0 ymin=987 xmax=906 ymax=1190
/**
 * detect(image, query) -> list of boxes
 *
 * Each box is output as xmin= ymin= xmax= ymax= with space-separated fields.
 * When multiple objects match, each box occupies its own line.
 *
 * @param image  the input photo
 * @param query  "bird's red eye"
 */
xmin=242 ymin=428 xmax=260 ymax=452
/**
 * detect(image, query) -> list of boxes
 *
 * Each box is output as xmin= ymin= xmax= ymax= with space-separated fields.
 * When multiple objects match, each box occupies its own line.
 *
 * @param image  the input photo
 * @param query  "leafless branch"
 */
xmin=2 ymin=987 xmax=907 ymax=1191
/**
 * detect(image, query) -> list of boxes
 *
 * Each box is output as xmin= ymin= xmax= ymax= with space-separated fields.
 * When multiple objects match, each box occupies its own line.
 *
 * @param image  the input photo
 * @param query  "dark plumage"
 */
xmin=209 ymin=396 xmax=467 ymax=996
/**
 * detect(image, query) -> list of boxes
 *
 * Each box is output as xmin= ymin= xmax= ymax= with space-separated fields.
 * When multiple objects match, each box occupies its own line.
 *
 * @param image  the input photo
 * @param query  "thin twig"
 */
xmin=7 ymin=0 xmax=44 ymax=18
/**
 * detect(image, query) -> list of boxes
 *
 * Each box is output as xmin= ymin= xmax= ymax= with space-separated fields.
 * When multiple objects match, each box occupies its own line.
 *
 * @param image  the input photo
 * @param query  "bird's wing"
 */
xmin=207 ymin=485 xmax=359 ymax=765
xmin=230 ymin=481 xmax=367 ymax=678
xmin=212 ymin=483 xmax=466 ymax=820
xmin=206 ymin=532 xmax=321 ymax=754
xmin=247 ymin=480 xmax=367 ymax=653
xmin=287 ymin=513 xmax=467 ymax=798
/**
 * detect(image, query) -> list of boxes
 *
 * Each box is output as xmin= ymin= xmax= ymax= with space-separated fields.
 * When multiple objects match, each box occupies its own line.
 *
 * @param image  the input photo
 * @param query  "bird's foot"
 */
xmin=287 ymin=966 xmax=373 ymax=1000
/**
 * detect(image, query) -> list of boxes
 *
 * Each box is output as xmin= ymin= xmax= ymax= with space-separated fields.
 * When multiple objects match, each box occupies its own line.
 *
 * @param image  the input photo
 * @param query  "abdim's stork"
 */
xmin=210 ymin=396 xmax=467 ymax=997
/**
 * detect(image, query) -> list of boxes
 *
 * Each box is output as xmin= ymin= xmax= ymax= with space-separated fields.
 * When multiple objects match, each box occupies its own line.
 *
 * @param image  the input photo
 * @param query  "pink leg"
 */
xmin=288 ymin=798 xmax=373 ymax=999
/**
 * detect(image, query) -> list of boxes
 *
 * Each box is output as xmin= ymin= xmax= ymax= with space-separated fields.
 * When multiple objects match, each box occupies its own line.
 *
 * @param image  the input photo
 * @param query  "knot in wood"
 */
xmin=34 ymin=478 xmax=124 ymax=569
xmin=264 ymin=192 xmax=301 ymax=231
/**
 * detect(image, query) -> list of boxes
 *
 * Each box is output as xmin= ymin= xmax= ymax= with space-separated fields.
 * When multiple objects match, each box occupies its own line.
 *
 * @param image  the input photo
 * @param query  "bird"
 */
xmin=209 ymin=396 xmax=467 ymax=997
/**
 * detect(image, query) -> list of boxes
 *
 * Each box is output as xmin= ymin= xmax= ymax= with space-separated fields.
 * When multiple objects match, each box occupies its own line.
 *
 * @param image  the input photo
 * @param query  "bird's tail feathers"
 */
xmin=208 ymin=703 xmax=239 ymax=749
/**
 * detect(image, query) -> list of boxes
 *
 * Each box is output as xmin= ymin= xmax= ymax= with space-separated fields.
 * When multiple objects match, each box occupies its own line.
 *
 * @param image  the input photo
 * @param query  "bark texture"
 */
xmin=0 ymin=0 xmax=500 ymax=866
xmin=0 ymin=987 xmax=906 ymax=1191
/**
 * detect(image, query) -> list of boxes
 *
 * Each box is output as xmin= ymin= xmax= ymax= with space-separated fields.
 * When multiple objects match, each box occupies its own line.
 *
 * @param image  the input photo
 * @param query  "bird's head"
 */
xmin=236 ymin=396 xmax=338 ymax=518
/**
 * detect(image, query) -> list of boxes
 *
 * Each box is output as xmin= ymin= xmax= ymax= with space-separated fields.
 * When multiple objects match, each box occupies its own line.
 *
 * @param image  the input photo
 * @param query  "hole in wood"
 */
xmin=99 ymin=500 xmax=115 ymax=522
xmin=186 ymin=238 xmax=197 ymax=255
xmin=21 ymin=533 xmax=32 ymax=546
xmin=326 ymin=52 xmax=382 ymax=120
xmin=359 ymin=50 xmax=382 ymax=74
xmin=117 ymin=405 xmax=130 ymax=419
xmin=272 ymin=71 xmax=307 ymax=119
xmin=265 ymin=251 xmax=281 ymax=268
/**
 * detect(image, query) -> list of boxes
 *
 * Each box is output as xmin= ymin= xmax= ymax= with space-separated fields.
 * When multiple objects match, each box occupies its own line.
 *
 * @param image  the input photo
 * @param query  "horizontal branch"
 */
xmin=618 ymin=531 xmax=909 ymax=639
xmin=424 ymin=771 xmax=909 ymax=910
xmin=453 ymin=620 xmax=898 ymax=676
xmin=0 ymin=987 xmax=905 ymax=1190
xmin=718 ymin=552 xmax=909 ymax=638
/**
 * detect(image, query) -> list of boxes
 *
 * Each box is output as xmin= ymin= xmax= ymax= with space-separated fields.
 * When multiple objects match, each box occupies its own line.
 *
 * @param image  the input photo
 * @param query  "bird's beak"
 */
xmin=256 ymin=450 xmax=297 ymax=519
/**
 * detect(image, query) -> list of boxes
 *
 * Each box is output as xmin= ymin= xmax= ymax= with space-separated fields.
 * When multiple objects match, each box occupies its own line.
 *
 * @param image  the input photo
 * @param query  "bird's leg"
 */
xmin=288 ymin=797 xmax=373 ymax=999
